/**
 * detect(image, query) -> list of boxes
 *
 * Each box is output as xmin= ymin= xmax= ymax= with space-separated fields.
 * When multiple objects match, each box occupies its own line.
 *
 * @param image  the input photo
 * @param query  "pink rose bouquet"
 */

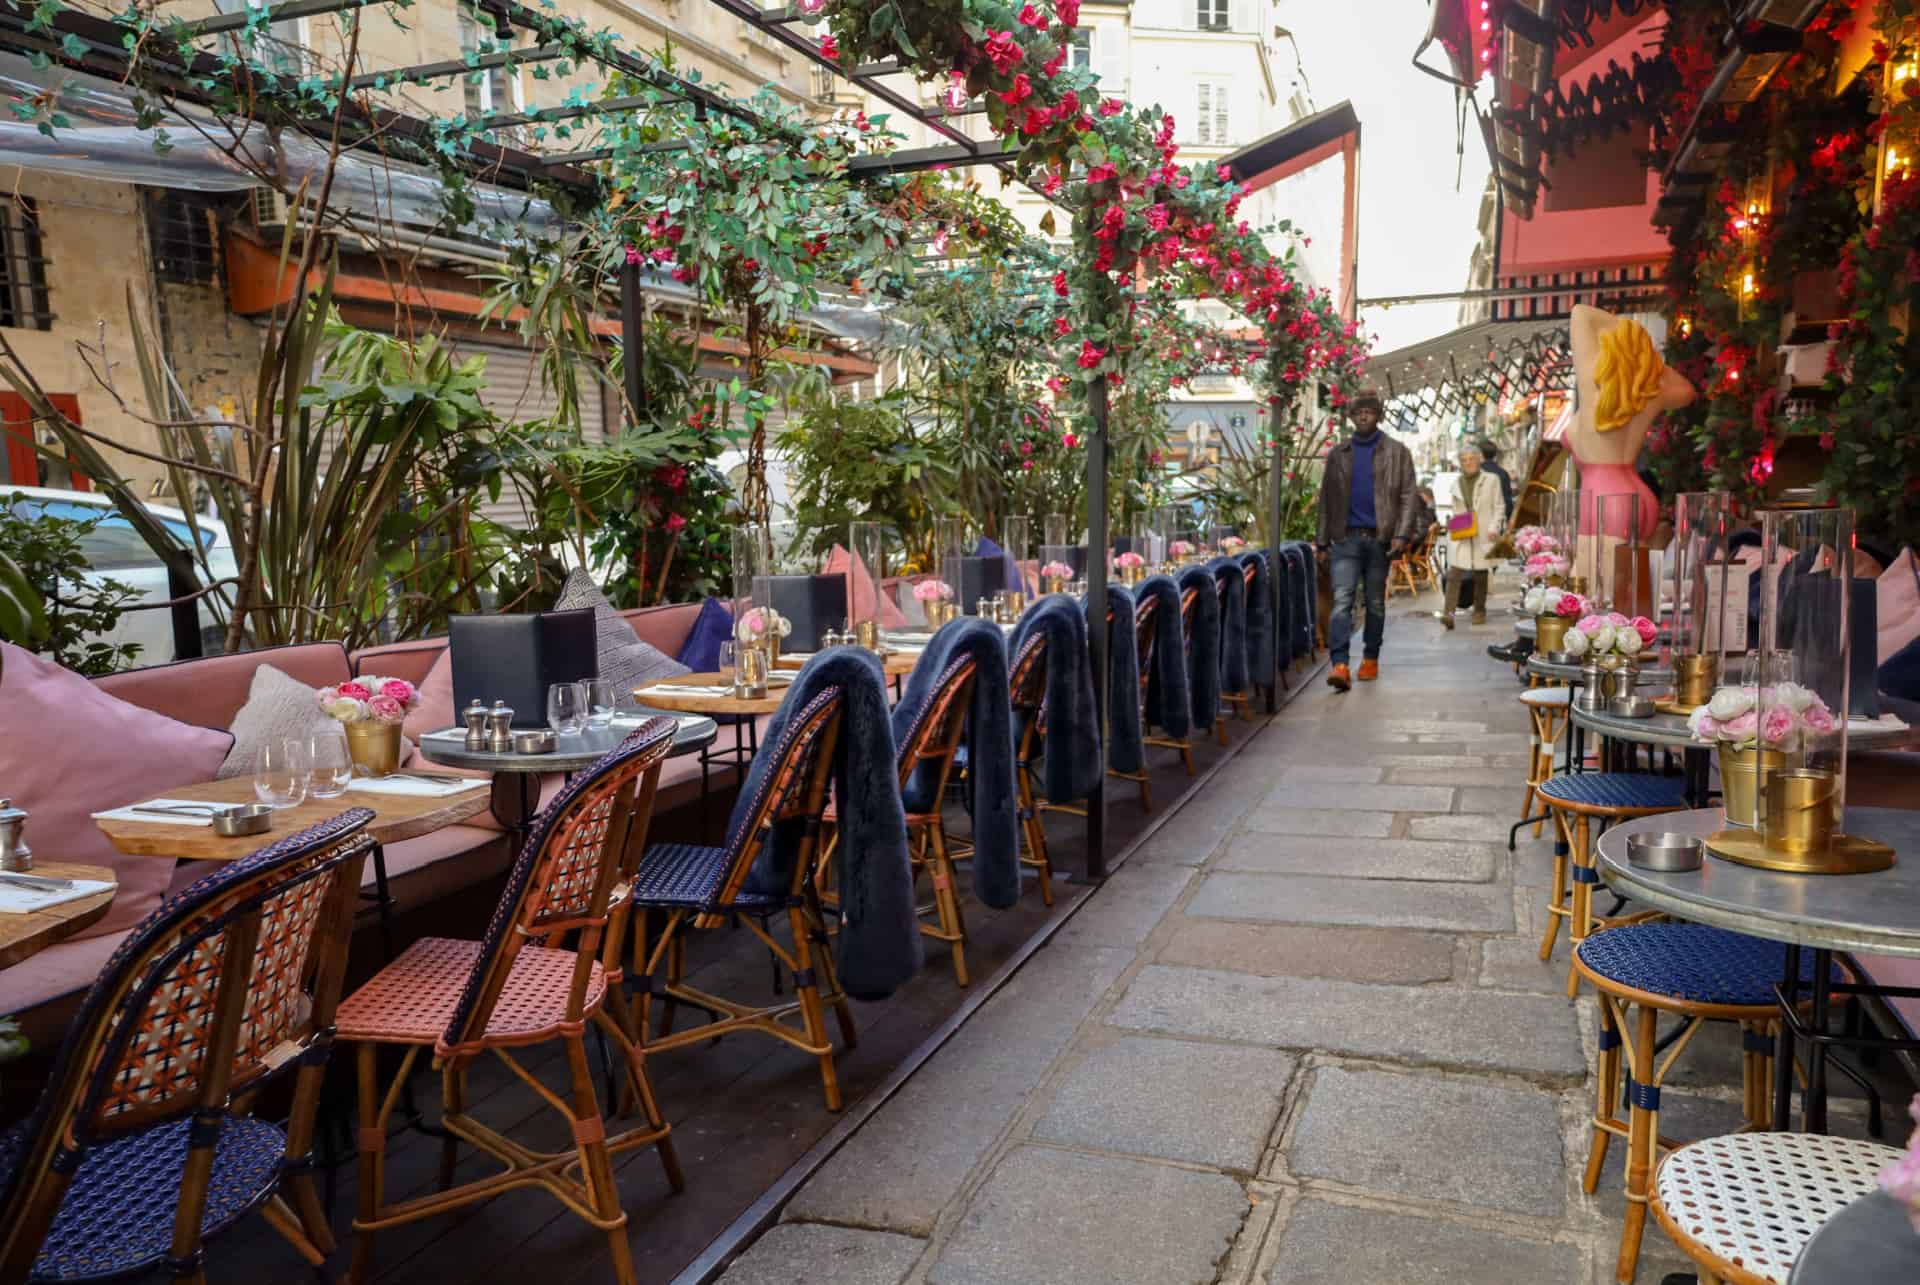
xmin=1523 ymin=552 xmax=1569 ymax=581
xmin=1168 ymin=540 xmax=1194 ymax=558
xmin=1218 ymin=536 xmax=1248 ymax=554
xmin=319 ymin=675 xmax=417 ymax=724
xmin=913 ymin=579 xmax=955 ymax=603
xmin=1115 ymin=551 xmax=1146 ymax=569
xmin=1689 ymin=683 xmax=1838 ymax=749
xmin=1040 ymin=561 xmax=1074 ymax=581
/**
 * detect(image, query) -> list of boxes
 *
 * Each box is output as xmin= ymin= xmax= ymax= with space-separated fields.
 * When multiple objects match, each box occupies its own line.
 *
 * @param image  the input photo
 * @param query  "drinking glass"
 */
xmin=308 ymin=728 xmax=352 ymax=799
xmin=547 ymin=681 xmax=587 ymax=735
xmin=717 ymin=640 xmax=736 ymax=682
xmin=586 ymin=677 xmax=617 ymax=727
xmin=255 ymin=738 xmax=310 ymax=809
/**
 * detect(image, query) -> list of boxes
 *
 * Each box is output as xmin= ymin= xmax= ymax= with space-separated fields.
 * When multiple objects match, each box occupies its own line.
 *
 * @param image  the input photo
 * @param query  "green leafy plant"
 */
xmin=0 ymin=498 xmax=144 ymax=674
xmin=780 ymin=389 xmax=950 ymax=564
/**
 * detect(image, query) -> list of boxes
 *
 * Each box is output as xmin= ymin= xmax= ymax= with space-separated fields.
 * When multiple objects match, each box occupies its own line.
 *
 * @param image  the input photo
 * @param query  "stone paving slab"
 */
xmin=1406 ymin=812 xmax=1527 ymax=843
xmin=1238 ymin=806 xmax=1396 ymax=839
xmin=721 ymin=1224 xmax=926 ymax=1285
xmin=1156 ymin=920 xmax=1456 ymax=985
xmin=1286 ymin=1065 xmax=1566 ymax=1216
xmin=1033 ymin=1036 xmax=1296 ymax=1171
xmin=1386 ymin=766 xmax=1509 ymax=787
xmin=1477 ymin=934 xmax=1566 ymax=994
xmin=1456 ymin=785 xmax=1531 ymax=814
xmin=1266 ymin=1200 xmax=1584 ymax=1284
xmin=1259 ymin=780 xmax=1456 ymax=813
xmin=1108 ymin=965 xmax=1587 ymax=1079
xmin=1053 ymin=865 xmax=1193 ymax=949
xmin=1213 ymin=834 xmax=1499 ymax=882
xmin=1275 ymin=764 xmax=1383 ymax=783
xmin=1187 ymin=872 xmax=1514 ymax=932
xmin=786 ymin=945 xmax=1134 ymax=1235
xmin=929 ymin=1147 xmax=1248 ymax=1285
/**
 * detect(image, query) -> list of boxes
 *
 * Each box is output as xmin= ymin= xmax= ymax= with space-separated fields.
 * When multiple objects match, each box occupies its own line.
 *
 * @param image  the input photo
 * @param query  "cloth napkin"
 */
xmin=344 ymin=776 xmax=489 ymax=798
xmin=0 ymin=876 xmax=116 ymax=914
xmin=90 ymin=797 xmax=220 ymax=827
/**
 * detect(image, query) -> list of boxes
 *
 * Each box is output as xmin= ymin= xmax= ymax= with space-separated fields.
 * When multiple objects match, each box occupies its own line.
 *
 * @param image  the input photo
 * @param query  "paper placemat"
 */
xmin=0 ymin=877 xmax=115 ymax=915
xmin=344 ymin=775 xmax=490 ymax=798
xmin=91 ymin=797 xmax=220 ymax=827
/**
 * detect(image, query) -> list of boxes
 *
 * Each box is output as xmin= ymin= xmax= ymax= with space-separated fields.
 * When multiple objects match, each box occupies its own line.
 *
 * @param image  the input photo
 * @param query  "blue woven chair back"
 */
xmin=1009 ymin=632 xmax=1047 ymax=714
xmin=0 ymin=808 xmax=375 ymax=1230
xmin=895 ymin=655 xmax=976 ymax=782
xmin=442 ymin=717 xmax=677 ymax=1051
xmin=1133 ymin=592 xmax=1159 ymax=686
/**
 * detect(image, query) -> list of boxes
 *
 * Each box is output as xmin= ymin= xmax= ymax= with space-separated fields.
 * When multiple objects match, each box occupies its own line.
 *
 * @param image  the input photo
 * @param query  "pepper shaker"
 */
xmin=0 ymin=797 xmax=32 ymax=873
xmin=462 ymin=700 xmax=490 ymax=750
xmin=486 ymin=701 xmax=516 ymax=752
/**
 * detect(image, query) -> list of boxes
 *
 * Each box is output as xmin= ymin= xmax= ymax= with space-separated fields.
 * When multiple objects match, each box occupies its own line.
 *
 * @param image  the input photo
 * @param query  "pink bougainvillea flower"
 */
xmin=664 ymin=513 xmax=688 ymax=534
xmin=1217 ymin=163 xmax=1232 ymax=181
xmin=1055 ymin=0 xmax=1080 ymax=25
xmin=1052 ymin=270 xmax=1069 ymax=297
xmin=1053 ymin=316 xmax=1072 ymax=336
xmin=942 ymin=71 xmax=970 ymax=113
xmin=624 ymin=244 xmax=641 ymax=266
xmin=1020 ymin=106 xmax=1051 ymax=136
xmin=1063 ymin=432 xmax=1079 ymax=448
xmin=1040 ymin=171 xmax=1064 ymax=195
xmin=983 ymin=29 xmax=1022 ymax=73
xmin=1087 ymin=162 xmax=1117 ymax=183
xmin=1076 ymin=341 xmax=1105 ymax=369
xmin=1018 ymin=2 xmax=1046 ymax=28
xmin=1041 ymin=46 xmax=1067 ymax=77
xmin=998 ymin=73 xmax=1033 ymax=105
xmin=1021 ymin=459 xmax=1034 ymax=471
xmin=1098 ymin=97 xmax=1124 ymax=116
xmin=819 ymin=33 xmax=839 ymax=59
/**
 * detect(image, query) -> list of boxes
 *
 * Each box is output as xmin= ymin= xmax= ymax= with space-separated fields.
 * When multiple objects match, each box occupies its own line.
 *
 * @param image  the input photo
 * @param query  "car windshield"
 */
xmin=4 ymin=496 xmax=219 ymax=570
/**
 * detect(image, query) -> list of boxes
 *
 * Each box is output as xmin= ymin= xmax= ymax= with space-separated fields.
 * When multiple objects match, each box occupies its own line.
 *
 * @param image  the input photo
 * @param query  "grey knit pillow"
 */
xmin=553 ymin=568 xmax=690 ymax=692
xmin=217 ymin=663 xmax=343 ymax=780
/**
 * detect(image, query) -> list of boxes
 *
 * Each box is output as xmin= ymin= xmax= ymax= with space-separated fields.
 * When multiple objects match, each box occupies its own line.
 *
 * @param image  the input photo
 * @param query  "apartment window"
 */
xmin=1196 ymin=0 xmax=1230 ymax=31
xmin=1194 ymin=81 xmax=1230 ymax=146
xmin=1070 ymin=27 xmax=1092 ymax=71
xmin=458 ymin=9 xmax=518 ymax=118
xmin=211 ymin=0 xmax=309 ymax=78
xmin=0 ymin=198 xmax=52 ymax=331
xmin=147 ymin=190 xmax=222 ymax=286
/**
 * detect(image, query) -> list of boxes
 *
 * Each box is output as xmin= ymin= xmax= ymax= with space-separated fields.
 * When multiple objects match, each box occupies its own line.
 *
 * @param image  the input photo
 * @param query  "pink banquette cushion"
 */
xmin=824 ymin=545 xmax=909 ymax=629
xmin=94 ymin=641 xmax=352 ymax=732
xmin=1878 ymin=548 xmax=1920 ymax=667
xmin=3 ymin=642 xmax=234 ymax=938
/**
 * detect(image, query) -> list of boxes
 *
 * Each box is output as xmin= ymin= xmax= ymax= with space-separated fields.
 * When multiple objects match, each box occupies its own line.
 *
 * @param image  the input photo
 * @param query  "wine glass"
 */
xmin=717 ymin=640 xmax=736 ymax=683
xmin=309 ymin=728 xmax=353 ymax=798
xmin=547 ymin=681 xmax=587 ymax=735
xmin=586 ymin=677 xmax=617 ymax=727
xmin=255 ymin=738 xmax=310 ymax=809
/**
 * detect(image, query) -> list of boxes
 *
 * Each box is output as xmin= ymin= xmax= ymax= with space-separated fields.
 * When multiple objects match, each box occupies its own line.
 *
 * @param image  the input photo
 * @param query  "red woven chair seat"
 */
xmin=335 ymin=937 xmax=605 ymax=1049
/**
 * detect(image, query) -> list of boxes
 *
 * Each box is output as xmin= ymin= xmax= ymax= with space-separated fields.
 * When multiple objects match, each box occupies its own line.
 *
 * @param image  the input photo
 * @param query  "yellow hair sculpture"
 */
xmin=1592 ymin=318 xmax=1667 ymax=433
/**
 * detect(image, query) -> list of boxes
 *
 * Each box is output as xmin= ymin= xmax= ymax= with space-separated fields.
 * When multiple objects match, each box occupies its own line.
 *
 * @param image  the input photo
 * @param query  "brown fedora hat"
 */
xmin=1347 ymin=390 xmax=1385 ymax=417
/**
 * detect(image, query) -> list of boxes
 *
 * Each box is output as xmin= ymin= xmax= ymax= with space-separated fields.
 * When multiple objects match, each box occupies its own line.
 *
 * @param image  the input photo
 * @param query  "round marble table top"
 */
xmin=1596 ymin=806 xmax=1920 ymax=957
xmin=418 ymin=714 xmax=719 ymax=774
xmin=1572 ymin=704 xmax=1912 ymax=752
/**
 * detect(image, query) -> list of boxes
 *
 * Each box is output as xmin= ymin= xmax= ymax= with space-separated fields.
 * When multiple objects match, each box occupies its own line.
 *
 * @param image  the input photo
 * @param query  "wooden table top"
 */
xmin=630 ymin=672 xmax=794 ymax=717
xmin=774 ymin=649 xmax=921 ymax=677
xmin=96 ymin=775 xmax=491 ymax=863
xmin=0 ymin=863 xmax=116 ymax=969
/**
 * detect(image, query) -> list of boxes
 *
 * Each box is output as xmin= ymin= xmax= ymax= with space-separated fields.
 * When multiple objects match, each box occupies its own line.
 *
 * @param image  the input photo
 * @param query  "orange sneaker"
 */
xmin=1327 ymin=664 xmax=1351 ymax=691
xmin=1358 ymin=659 xmax=1379 ymax=682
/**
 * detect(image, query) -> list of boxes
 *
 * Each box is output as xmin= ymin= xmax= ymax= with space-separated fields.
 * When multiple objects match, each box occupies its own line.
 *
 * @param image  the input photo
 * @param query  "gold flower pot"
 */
xmin=1044 ymin=575 xmax=1066 ymax=594
xmin=1718 ymin=745 xmax=1786 ymax=829
xmin=1534 ymin=614 xmax=1570 ymax=653
xmin=1673 ymin=654 xmax=1718 ymax=709
xmin=346 ymin=720 xmax=403 ymax=778
xmin=925 ymin=600 xmax=957 ymax=628
xmin=1119 ymin=564 xmax=1144 ymax=585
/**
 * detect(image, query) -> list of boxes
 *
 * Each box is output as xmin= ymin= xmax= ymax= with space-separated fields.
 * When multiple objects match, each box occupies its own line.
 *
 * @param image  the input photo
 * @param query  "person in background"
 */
xmin=1441 ymin=443 xmax=1505 ymax=629
xmin=1478 ymin=439 xmax=1515 ymax=522
xmin=1316 ymin=391 xmax=1419 ymax=690
xmin=1412 ymin=485 xmax=1439 ymax=538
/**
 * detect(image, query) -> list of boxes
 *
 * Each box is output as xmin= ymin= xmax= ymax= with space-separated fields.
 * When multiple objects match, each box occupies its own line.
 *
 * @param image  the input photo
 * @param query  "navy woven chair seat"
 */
xmin=631 ymin=841 xmax=783 ymax=911
xmin=0 ymin=1116 xmax=285 ymax=1281
xmin=1539 ymin=772 xmax=1686 ymax=810
xmin=1576 ymin=922 xmax=1839 ymax=1008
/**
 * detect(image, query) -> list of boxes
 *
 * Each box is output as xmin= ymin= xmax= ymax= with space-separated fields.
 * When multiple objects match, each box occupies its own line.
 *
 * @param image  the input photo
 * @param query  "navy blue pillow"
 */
xmin=1879 ymin=631 xmax=1920 ymax=704
xmin=976 ymin=535 xmax=1025 ymax=591
xmin=676 ymin=596 xmax=734 ymax=673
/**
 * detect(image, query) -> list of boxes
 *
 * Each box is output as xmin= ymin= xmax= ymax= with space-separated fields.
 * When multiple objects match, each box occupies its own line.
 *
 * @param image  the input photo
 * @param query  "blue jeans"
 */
xmin=1329 ymin=533 xmax=1389 ymax=666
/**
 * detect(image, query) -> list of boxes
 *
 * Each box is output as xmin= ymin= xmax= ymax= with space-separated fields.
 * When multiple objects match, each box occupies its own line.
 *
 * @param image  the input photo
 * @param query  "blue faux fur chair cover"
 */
xmin=1137 ymin=573 xmax=1191 ymax=739
xmin=1177 ymin=564 xmax=1222 ymax=730
xmin=1098 ymin=584 xmax=1144 ymax=775
xmin=1010 ymin=594 xmax=1102 ymax=803
xmin=1210 ymin=556 xmax=1249 ymax=695
xmin=738 ymin=647 xmax=919 ymax=1000
xmin=1241 ymin=550 xmax=1275 ymax=684
xmin=894 ymin=617 xmax=1021 ymax=910
xmin=1283 ymin=541 xmax=1316 ymax=659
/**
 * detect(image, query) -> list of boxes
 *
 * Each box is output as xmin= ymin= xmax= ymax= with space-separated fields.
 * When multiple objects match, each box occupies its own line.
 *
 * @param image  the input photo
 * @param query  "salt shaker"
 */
xmin=0 ymin=797 xmax=32 ymax=872
xmin=486 ymin=701 xmax=515 ymax=752
xmin=462 ymin=700 xmax=490 ymax=750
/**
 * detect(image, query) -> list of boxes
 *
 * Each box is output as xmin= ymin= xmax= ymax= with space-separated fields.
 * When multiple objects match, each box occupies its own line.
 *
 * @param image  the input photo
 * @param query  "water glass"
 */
xmin=547 ymin=680 xmax=587 ymax=735
xmin=308 ymin=728 xmax=353 ymax=799
xmin=717 ymin=640 xmax=736 ymax=682
xmin=255 ymin=738 xmax=311 ymax=809
xmin=586 ymin=677 xmax=617 ymax=727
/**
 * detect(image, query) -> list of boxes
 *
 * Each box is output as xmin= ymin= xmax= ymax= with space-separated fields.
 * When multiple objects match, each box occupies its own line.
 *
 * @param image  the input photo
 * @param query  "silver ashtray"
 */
xmin=1544 ymin=650 xmax=1578 ymax=665
xmin=212 ymin=803 xmax=274 ymax=837
xmin=1610 ymin=696 xmax=1658 ymax=718
xmin=512 ymin=729 xmax=558 ymax=754
xmin=1627 ymin=831 xmax=1703 ymax=872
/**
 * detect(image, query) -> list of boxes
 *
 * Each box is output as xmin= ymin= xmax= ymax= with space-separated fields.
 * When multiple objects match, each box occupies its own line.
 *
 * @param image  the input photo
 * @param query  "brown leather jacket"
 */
xmin=1317 ymin=430 xmax=1420 ymax=547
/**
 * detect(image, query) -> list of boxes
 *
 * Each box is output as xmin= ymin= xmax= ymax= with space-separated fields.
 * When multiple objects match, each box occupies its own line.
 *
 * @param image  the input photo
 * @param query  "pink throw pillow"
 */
xmin=823 ymin=544 xmax=909 ymax=629
xmin=1878 ymin=548 xmax=1920 ymax=666
xmin=402 ymin=647 xmax=456 ymax=743
xmin=1 ymin=643 xmax=234 ymax=939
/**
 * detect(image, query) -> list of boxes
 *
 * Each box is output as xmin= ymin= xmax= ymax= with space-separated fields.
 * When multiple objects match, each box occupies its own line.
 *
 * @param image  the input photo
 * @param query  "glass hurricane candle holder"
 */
xmin=1590 ymin=491 xmax=1645 ymax=616
xmin=849 ymin=519 xmax=886 ymax=642
xmin=1001 ymin=515 xmax=1031 ymax=611
xmin=1672 ymin=491 xmax=1733 ymax=695
xmin=1040 ymin=512 xmax=1082 ymax=582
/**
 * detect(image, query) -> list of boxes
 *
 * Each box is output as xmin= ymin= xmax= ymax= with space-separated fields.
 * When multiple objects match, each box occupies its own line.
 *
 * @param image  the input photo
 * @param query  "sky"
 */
xmin=1277 ymin=0 xmax=1492 ymax=357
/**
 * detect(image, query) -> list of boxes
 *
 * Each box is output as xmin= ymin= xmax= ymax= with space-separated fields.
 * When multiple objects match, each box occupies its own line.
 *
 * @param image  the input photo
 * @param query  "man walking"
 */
xmin=1316 ymin=392 xmax=1419 ymax=691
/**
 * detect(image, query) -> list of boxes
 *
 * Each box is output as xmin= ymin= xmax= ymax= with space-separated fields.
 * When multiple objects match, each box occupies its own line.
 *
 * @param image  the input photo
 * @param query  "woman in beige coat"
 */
xmin=1442 ymin=443 xmax=1505 ymax=628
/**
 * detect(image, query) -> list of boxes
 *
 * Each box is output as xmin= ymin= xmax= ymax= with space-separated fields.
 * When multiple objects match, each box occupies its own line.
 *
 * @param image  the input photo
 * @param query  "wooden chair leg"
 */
xmin=438 ymin=1057 xmax=464 ymax=1191
xmin=1618 ymin=1005 xmax=1659 ymax=1285
xmin=929 ymin=820 xmax=970 ymax=987
xmin=1017 ymin=763 xmax=1054 ymax=906
xmin=1583 ymin=998 xmax=1623 ymax=1195
xmin=280 ymin=1038 xmax=336 ymax=1254
xmin=805 ymin=894 xmax=858 ymax=1050
xmin=788 ymin=904 xmax=843 ymax=1110
xmin=1567 ymin=813 xmax=1593 ymax=999
xmin=596 ymin=1010 xmax=683 ymax=1190
xmin=349 ymin=1042 xmax=391 ymax=1284
xmin=562 ymin=1034 xmax=639 ymax=1285
xmin=1539 ymin=808 xmax=1570 ymax=962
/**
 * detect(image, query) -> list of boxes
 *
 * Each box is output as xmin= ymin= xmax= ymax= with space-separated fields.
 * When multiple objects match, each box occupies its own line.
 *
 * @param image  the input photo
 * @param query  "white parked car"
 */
xmin=2 ymin=485 xmax=239 ymax=664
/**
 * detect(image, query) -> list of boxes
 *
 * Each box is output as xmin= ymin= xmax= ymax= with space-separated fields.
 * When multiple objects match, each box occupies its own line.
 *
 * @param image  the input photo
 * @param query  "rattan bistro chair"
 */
xmin=1217 ymin=564 xmax=1253 ymax=725
xmin=1010 ymin=632 xmax=1056 ymax=908
xmin=338 ymin=721 xmax=680 ymax=1285
xmin=1574 ymin=924 xmax=1844 ymax=1284
xmin=1514 ymin=685 xmax=1572 ymax=845
xmin=1534 ymin=771 xmax=1686 ymax=993
xmin=0 ymin=810 xmax=375 ymax=1284
xmin=624 ymin=689 xmax=855 ymax=1109
xmin=1108 ymin=591 xmax=1159 ymax=811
